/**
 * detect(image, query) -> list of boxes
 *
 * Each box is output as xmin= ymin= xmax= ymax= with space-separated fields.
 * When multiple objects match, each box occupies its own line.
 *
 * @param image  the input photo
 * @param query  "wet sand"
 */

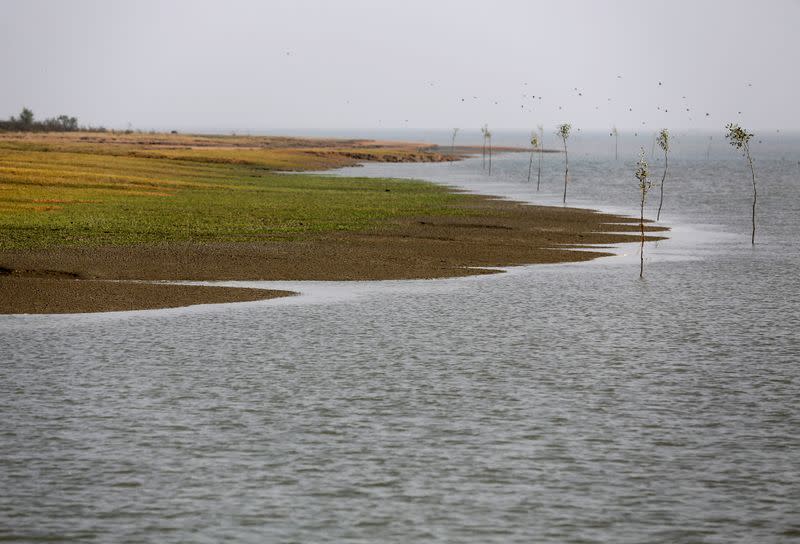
xmin=0 ymin=195 xmax=665 ymax=314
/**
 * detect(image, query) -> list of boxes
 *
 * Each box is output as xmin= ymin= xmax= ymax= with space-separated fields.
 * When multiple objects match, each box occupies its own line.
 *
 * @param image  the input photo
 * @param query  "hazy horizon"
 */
xmin=2 ymin=0 xmax=799 ymax=133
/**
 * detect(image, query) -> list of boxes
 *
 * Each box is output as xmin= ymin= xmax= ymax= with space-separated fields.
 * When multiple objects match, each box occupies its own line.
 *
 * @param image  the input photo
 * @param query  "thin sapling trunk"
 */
xmin=656 ymin=129 xmax=670 ymax=221
xmin=527 ymin=132 xmax=539 ymax=184
xmin=640 ymin=185 xmax=646 ymax=277
xmin=556 ymin=124 xmax=571 ymax=204
xmin=746 ymin=144 xmax=757 ymax=244
xmin=488 ymin=133 xmax=492 ymax=176
xmin=562 ymin=137 xmax=568 ymax=203
xmin=657 ymin=153 xmax=668 ymax=220
xmin=612 ymin=126 xmax=618 ymax=160
xmin=635 ymin=148 xmax=652 ymax=277
xmin=480 ymin=124 xmax=488 ymax=169
xmin=537 ymin=125 xmax=543 ymax=191
xmin=726 ymin=123 xmax=758 ymax=244
xmin=527 ymin=144 xmax=534 ymax=183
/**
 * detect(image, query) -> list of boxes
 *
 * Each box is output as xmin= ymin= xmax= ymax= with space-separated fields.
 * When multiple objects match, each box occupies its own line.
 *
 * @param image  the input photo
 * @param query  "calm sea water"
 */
xmin=2 ymin=132 xmax=799 ymax=543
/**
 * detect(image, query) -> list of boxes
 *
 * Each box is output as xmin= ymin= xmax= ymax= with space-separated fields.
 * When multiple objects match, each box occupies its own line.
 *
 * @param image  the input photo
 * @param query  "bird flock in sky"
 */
xmin=452 ymin=77 xmax=755 ymax=134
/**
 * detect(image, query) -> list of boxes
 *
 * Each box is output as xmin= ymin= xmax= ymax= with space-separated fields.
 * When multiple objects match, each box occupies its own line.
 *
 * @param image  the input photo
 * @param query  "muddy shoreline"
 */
xmin=0 ymin=195 xmax=665 ymax=314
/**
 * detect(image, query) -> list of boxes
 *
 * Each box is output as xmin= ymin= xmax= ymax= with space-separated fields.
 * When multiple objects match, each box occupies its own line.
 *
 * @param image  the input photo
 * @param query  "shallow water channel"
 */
xmin=2 ymin=140 xmax=799 ymax=542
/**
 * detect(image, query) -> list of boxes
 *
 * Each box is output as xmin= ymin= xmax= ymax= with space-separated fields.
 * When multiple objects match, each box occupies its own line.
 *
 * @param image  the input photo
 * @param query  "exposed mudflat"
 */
xmin=0 ymin=195 xmax=665 ymax=313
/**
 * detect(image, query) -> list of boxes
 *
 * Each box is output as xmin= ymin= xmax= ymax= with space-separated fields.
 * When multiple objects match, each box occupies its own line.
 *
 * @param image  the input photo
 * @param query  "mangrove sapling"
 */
xmin=656 ymin=128 xmax=670 ymax=221
xmin=556 ymin=123 xmax=572 ymax=204
xmin=612 ymin=125 xmax=619 ymax=160
xmin=635 ymin=148 xmax=653 ymax=277
xmin=481 ymin=124 xmax=489 ymax=168
xmin=725 ymin=123 xmax=758 ymax=244
xmin=487 ymin=130 xmax=493 ymax=175
xmin=451 ymin=128 xmax=459 ymax=158
xmin=537 ymin=125 xmax=544 ymax=191
xmin=528 ymin=132 xmax=536 ymax=183
xmin=527 ymin=131 xmax=539 ymax=183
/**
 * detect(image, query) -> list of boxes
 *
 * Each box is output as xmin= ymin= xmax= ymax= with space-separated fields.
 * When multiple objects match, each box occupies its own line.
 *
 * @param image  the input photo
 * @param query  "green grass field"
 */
xmin=0 ymin=135 xmax=465 ymax=249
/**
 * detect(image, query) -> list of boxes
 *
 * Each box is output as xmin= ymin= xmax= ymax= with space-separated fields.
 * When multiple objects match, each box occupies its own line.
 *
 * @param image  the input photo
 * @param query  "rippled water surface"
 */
xmin=2 ymin=133 xmax=799 ymax=542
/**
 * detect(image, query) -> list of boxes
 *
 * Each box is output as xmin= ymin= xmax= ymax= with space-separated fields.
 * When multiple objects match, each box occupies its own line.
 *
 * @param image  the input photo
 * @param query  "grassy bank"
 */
xmin=0 ymin=131 xmax=664 ymax=314
xmin=0 ymin=132 xmax=462 ymax=249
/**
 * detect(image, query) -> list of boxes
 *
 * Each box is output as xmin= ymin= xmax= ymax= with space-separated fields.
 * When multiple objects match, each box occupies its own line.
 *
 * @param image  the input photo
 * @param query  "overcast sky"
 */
xmin=1 ymin=0 xmax=798 ymax=132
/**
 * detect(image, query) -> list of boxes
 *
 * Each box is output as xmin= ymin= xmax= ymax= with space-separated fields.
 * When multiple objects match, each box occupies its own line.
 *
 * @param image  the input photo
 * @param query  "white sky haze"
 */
xmin=1 ymin=0 xmax=798 ymax=132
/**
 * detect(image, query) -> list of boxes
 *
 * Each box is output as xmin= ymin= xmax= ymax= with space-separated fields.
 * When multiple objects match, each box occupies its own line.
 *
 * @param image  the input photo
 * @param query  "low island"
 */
xmin=0 ymin=131 xmax=666 ymax=314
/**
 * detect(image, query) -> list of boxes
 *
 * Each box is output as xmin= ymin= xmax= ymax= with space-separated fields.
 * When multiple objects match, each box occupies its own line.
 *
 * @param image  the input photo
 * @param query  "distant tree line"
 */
xmin=0 ymin=107 xmax=106 ymax=132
